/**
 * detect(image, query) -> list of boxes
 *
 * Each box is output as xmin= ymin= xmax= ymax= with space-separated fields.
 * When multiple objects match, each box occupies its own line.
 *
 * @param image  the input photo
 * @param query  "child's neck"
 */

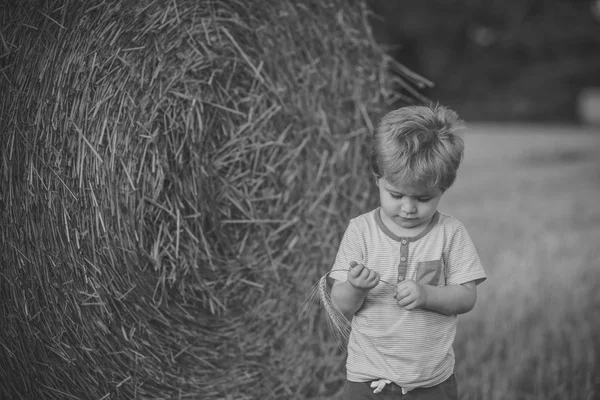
xmin=379 ymin=209 xmax=433 ymax=238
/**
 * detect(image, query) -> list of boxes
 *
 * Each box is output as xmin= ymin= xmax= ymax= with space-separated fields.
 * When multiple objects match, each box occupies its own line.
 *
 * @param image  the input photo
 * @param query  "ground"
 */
xmin=442 ymin=123 xmax=600 ymax=400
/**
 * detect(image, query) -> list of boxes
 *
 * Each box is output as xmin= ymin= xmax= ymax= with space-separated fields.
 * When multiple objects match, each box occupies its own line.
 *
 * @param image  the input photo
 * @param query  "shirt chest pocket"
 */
xmin=415 ymin=259 xmax=444 ymax=286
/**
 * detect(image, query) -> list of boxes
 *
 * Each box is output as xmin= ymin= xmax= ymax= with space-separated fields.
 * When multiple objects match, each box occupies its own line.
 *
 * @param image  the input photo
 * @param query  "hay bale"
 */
xmin=0 ymin=1 xmax=428 ymax=398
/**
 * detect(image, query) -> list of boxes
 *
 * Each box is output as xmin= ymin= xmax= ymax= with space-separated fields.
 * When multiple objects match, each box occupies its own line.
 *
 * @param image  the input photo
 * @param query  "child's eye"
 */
xmin=389 ymin=192 xmax=434 ymax=202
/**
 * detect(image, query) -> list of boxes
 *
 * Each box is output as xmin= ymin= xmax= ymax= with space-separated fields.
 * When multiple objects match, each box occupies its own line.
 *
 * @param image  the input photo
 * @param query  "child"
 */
xmin=329 ymin=104 xmax=486 ymax=399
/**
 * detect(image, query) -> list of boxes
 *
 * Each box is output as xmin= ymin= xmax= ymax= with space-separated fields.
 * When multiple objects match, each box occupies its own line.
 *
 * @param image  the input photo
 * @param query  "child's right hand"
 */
xmin=348 ymin=261 xmax=380 ymax=291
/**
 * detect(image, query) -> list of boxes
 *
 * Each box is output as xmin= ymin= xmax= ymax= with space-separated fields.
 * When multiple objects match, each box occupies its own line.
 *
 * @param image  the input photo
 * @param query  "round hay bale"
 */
xmin=0 ymin=1 xmax=428 ymax=398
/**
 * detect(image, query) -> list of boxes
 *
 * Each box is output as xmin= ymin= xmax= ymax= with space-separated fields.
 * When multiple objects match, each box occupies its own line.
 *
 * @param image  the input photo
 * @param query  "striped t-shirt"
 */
xmin=330 ymin=208 xmax=486 ymax=390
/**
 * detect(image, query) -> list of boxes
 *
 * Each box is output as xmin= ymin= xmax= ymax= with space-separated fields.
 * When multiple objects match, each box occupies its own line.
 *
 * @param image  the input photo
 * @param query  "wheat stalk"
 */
xmin=300 ymin=269 xmax=393 ymax=349
xmin=299 ymin=271 xmax=350 ymax=349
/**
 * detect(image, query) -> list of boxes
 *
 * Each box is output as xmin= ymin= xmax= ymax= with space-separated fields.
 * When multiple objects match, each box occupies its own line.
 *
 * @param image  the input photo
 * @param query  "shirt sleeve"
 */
xmin=329 ymin=220 xmax=364 ymax=282
xmin=444 ymin=222 xmax=486 ymax=286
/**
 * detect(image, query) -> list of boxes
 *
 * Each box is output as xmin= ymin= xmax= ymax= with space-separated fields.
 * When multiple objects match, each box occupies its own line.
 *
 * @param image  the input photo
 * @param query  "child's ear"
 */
xmin=374 ymin=174 xmax=381 ymax=187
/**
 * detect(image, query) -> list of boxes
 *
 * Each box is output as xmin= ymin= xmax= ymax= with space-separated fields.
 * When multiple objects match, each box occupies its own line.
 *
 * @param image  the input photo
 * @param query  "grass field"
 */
xmin=439 ymin=124 xmax=600 ymax=400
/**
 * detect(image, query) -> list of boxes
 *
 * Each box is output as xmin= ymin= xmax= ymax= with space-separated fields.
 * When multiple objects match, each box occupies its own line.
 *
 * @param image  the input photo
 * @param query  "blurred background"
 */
xmin=368 ymin=0 xmax=600 ymax=123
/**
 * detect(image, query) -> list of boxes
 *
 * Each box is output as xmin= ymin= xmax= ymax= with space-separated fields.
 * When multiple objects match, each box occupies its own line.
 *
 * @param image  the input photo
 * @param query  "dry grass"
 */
xmin=444 ymin=125 xmax=600 ymax=400
xmin=0 ymin=0 xmax=430 ymax=399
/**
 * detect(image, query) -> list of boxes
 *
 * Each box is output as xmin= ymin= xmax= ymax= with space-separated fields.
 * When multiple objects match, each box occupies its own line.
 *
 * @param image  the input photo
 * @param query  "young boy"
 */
xmin=329 ymin=104 xmax=486 ymax=399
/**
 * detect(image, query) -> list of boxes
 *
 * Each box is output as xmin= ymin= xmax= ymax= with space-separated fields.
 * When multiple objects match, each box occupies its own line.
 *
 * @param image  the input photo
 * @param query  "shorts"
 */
xmin=342 ymin=374 xmax=458 ymax=400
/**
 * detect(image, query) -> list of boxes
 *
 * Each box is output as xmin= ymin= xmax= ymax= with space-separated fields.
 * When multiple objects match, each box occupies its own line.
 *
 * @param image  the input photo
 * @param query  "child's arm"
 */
xmin=395 ymin=280 xmax=477 ymax=316
xmin=331 ymin=262 xmax=380 ymax=321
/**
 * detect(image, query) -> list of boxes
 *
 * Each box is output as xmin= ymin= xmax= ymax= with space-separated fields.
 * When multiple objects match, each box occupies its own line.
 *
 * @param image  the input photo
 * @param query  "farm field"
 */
xmin=435 ymin=124 xmax=600 ymax=400
xmin=316 ymin=123 xmax=600 ymax=400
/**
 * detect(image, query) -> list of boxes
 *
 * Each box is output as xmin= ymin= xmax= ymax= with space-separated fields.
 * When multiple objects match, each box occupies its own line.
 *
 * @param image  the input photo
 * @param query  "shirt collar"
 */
xmin=374 ymin=208 xmax=439 ymax=242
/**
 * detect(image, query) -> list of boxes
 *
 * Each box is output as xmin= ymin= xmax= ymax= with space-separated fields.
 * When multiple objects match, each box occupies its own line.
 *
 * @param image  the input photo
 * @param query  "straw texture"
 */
xmin=0 ymin=1 xmax=429 ymax=398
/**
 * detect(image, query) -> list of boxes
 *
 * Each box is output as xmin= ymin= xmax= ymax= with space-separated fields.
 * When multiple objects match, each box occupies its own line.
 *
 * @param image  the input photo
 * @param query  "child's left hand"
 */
xmin=395 ymin=280 xmax=427 ymax=311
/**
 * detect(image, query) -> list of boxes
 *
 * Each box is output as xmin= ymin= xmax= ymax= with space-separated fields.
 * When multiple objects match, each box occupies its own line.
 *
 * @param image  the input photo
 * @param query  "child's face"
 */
xmin=377 ymin=177 xmax=443 ymax=232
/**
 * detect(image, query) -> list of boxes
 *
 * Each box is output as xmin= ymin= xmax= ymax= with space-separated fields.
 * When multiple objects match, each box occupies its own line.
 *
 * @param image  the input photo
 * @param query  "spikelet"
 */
xmin=300 ymin=269 xmax=395 ymax=349
xmin=299 ymin=270 xmax=352 ymax=349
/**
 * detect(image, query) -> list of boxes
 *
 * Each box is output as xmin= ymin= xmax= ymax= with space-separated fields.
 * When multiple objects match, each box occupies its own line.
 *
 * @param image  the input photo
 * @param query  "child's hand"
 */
xmin=348 ymin=261 xmax=380 ymax=291
xmin=395 ymin=280 xmax=427 ymax=310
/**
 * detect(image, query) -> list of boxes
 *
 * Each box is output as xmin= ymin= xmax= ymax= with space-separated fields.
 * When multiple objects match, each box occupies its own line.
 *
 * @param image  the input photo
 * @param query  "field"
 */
xmin=439 ymin=124 xmax=600 ymax=400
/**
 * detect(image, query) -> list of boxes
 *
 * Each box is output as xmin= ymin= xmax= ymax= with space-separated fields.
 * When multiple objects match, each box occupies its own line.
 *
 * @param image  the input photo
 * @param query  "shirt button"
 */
xmin=398 ymin=275 xmax=404 ymax=281
xmin=400 ymin=257 xmax=406 ymax=262
xmin=401 ymin=239 xmax=407 ymax=244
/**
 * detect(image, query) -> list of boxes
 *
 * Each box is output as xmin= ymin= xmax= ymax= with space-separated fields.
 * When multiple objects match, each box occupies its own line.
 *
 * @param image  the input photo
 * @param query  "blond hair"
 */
xmin=371 ymin=104 xmax=465 ymax=191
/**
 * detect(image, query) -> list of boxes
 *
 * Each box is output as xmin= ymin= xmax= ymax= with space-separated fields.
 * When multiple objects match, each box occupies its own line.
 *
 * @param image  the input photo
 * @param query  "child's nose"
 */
xmin=401 ymin=198 xmax=417 ymax=213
